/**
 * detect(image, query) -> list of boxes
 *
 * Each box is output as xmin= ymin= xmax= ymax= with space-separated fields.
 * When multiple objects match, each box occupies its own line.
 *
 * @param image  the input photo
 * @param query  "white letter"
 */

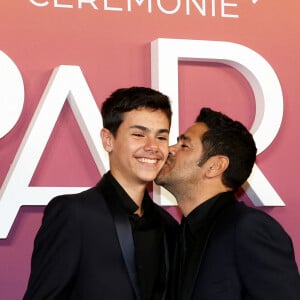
xmin=186 ymin=0 xmax=205 ymax=16
xmin=78 ymin=0 xmax=98 ymax=9
xmin=157 ymin=0 xmax=181 ymax=14
xmin=211 ymin=0 xmax=215 ymax=16
xmin=29 ymin=0 xmax=49 ymax=7
xmin=0 ymin=66 xmax=109 ymax=238
xmin=54 ymin=0 xmax=73 ymax=8
xmin=0 ymin=51 xmax=24 ymax=138
xmin=128 ymin=0 xmax=152 ymax=13
xmin=104 ymin=0 xmax=123 ymax=11
xmin=222 ymin=0 xmax=239 ymax=18
xmin=151 ymin=38 xmax=284 ymax=207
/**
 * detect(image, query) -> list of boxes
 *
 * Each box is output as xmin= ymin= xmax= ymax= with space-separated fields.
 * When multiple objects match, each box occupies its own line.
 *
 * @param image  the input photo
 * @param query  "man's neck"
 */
xmin=177 ymin=187 xmax=231 ymax=217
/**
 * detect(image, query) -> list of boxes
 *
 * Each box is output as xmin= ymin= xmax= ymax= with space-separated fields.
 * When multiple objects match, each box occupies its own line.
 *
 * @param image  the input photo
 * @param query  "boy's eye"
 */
xmin=132 ymin=133 xmax=144 ymax=137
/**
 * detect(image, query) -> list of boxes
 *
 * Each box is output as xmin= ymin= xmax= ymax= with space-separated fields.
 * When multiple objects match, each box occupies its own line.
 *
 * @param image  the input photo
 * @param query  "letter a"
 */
xmin=0 ymin=66 xmax=108 ymax=238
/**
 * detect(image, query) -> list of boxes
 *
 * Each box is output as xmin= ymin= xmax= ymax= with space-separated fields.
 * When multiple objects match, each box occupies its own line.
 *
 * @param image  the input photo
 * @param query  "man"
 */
xmin=23 ymin=87 xmax=178 ymax=300
xmin=156 ymin=107 xmax=300 ymax=299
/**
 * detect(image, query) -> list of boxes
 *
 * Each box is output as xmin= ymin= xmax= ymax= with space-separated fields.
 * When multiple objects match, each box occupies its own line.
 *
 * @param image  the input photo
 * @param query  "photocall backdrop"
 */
xmin=0 ymin=1 xmax=299 ymax=299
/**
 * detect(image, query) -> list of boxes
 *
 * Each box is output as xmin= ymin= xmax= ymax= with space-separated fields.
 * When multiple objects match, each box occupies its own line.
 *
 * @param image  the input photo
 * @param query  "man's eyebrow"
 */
xmin=177 ymin=134 xmax=191 ymax=142
xmin=129 ymin=125 xmax=169 ymax=134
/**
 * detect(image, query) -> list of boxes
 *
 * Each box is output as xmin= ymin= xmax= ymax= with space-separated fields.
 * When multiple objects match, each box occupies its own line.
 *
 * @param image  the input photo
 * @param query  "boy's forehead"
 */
xmin=123 ymin=108 xmax=170 ymax=124
xmin=121 ymin=108 xmax=170 ymax=130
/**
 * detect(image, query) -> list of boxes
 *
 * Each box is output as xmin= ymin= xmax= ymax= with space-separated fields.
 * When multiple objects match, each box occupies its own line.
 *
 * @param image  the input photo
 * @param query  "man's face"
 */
xmin=155 ymin=122 xmax=209 ymax=190
xmin=102 ymin=108 xmax=170 ymax=187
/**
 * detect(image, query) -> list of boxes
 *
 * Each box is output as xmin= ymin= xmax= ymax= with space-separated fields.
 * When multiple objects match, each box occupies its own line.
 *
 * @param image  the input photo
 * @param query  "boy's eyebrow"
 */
xmin=129 ymin=125 xmax=169 ymax=134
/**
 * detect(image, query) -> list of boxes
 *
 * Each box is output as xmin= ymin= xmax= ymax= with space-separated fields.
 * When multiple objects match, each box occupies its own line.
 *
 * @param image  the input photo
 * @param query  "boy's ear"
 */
xmin=100 ymin=128 xmax=114 ymax=153
xmin=206 ymin=155 xmax=229 ymax=178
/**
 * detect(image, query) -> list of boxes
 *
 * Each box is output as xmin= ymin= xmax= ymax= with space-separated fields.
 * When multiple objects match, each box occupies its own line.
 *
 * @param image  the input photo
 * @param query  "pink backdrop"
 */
xmin=1 ymin=1 xmax=300 ymax=299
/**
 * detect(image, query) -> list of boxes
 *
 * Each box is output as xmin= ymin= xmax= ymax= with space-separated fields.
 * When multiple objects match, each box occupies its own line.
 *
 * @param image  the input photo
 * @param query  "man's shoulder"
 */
xmin=232 ymin=201 xmax=278 ymax=223
xmin=224 ymin=201 xmax=291 ymax=241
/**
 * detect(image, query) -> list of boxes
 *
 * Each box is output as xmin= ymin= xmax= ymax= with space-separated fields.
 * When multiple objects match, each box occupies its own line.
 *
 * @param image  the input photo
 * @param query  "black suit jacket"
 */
xmin=177 ymin=192 xmax=300 ymax=300
xmin=23 ymin=174 xmax=178 ymax=300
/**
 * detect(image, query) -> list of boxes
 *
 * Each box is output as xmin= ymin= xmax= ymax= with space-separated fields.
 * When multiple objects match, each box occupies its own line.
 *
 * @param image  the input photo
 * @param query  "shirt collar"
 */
xmin=184 ymin=191 xmax=236 ymax=237
xmin=104 ymin=171 xmax=154 ymax=216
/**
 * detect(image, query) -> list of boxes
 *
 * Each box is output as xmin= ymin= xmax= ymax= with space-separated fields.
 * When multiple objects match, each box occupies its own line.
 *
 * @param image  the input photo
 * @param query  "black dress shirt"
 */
xmin=173 ymin=192 xmax=236 ymax=299
xmin=106 ymin=172 xmax=165 ymax=300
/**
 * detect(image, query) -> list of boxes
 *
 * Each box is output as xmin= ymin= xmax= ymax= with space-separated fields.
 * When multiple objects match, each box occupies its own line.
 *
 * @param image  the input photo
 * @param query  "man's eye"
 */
xmin=181 ymin=144 xmax=188 ymax=148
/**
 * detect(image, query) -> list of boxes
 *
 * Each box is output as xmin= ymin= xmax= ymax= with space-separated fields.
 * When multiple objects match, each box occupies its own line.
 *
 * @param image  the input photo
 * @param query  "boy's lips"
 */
xmin=137 ymin=157 xmax=159 ymax=164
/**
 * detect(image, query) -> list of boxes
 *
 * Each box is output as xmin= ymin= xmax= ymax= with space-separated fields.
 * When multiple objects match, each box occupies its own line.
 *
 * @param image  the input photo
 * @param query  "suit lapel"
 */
xmin=109 ymin=201 xmax=141 ymax=300
xmin=97 ymin=178 xmax=141 ymax=300
xmin=161 ymin=231 xmax=170 ymax=300
xmin=181 ymin=221 xmax=217 ymax=300
xmin=180 ymin=194 xmax=237 ymax=300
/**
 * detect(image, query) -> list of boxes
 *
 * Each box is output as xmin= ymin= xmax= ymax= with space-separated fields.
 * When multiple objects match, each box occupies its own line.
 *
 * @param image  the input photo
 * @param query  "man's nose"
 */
xmin=168 ymin=144 xmax=178 ymax=156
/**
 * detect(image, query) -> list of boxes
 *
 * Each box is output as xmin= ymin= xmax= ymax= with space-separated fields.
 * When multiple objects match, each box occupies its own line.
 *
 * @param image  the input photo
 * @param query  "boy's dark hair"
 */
xmin=101 ymin=86 xmax=172 ymax=136
xmin=196 ymin=107 xmax=257 ymax=190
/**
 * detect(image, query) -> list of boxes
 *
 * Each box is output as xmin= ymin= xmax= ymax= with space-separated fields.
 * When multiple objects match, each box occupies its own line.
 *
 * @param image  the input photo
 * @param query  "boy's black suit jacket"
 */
xmin=23 ymin=173 xmax=178 ymax=300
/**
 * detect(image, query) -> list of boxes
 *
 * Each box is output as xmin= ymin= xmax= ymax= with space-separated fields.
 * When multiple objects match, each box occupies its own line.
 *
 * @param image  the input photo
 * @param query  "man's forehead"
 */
xmin=183 ymin=122 xmax=208 ymax=137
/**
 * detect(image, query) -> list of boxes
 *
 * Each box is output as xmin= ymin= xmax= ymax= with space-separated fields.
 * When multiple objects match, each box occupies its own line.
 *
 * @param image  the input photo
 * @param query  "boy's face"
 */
xmin=101 ymin=108 xmax=170 ymax=188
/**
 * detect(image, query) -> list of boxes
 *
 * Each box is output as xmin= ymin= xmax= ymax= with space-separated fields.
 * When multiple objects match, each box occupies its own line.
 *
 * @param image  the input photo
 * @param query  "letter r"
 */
xmin=151 ymin=38 xmax=285 ymax=207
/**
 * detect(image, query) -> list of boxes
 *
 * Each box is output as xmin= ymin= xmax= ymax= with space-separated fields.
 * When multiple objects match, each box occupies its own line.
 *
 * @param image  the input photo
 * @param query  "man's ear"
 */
xmin=206 ymin=155 xmax=229 ymax=178
xmin=100 ymin=128 xmax=114 ymax=153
